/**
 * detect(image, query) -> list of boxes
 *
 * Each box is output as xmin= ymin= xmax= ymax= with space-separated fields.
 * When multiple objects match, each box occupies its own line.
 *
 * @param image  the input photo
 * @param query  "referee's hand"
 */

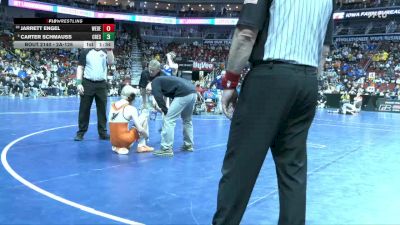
xmin=77 ymin=84 xmax=84 ymax=95
xmin=221 ymin=89 xmax=238 ymax=120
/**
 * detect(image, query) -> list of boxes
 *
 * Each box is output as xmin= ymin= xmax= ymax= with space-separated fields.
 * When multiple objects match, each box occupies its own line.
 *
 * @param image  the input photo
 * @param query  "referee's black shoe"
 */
xmin=74 ymin=134 xmax=84 ymax=141
xmin=99 ymin=134 xmax=110 ymax=140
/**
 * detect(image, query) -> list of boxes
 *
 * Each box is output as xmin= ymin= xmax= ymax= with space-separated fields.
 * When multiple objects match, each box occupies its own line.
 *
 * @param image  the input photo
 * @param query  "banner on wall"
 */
xmin=334 ymin=34 xmax=400 ymax=42
xmin=377 ymin=99 xmax=400 ymax=113
xmin=333 ymin=8 xmax=400 ymax=20
xmin=203 ymin=39 xmax=232 ymax=45
xmin=193 ymin=62 xmax=214 ymax=71
xmin=178 ymin=61 xmax=193 ymax=69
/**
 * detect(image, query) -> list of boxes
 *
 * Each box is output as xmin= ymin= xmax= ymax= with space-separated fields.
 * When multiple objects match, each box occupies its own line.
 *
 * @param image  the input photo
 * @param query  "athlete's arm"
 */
xmin=129 ymin=107 xmax=148 ymax=138
xmin=166 ymin=53 xmax=178 ymax=75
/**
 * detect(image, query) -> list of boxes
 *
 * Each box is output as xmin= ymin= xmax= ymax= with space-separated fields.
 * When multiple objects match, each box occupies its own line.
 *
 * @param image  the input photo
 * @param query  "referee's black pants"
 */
xmin=213 ymin=63 xmax=318 ymax=225
xmin=77 ymin=79 xmax=108 ymax=137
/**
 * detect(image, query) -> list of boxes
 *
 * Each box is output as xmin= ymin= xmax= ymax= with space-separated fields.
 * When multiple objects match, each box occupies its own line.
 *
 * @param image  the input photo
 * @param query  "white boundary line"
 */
xmin=0 ymin=110 xmax=79 ymax=115
xmin=312 ymin=122 xmax=398 ymax=132
xmin=1 ymin=124 xmax=143 ymax=225
xmin=248 ymin=146 xmax=361 ymax=207
xmin=314 ymin=118 xmax=399 ymax=127
xmin=0 ymin=109 xmax=95 ymax=115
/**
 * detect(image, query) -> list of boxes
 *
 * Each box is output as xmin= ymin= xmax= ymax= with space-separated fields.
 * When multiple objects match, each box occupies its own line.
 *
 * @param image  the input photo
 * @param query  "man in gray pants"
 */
xmin=146 ymin=76 xmax=196 ymax=156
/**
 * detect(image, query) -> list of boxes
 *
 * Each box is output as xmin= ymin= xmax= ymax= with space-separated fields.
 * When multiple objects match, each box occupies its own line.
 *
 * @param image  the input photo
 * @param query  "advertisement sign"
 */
xmin=9 ymin=0 xmax=53 ymax=11
xmin=193 ymin=62 xmax=214 ymax=71
xmin=57 ymin=6 xmax=94 ymax=17
xmin=334 ymin=34 xmax=400 ymax=42
xmin=203 ymin=39 xmax=232 ymax=45
xmin=334 ymin=8 xmax=400 ymax=20
xmin=96 ymin=12 xmax=133 ymax=21
xmin=178 ymin=18 xmax=212 ymax=25
xmin=214 ymin=18 xmax=238 ymax=25
xmin=377 ymin=99 xmax=400 ymax=113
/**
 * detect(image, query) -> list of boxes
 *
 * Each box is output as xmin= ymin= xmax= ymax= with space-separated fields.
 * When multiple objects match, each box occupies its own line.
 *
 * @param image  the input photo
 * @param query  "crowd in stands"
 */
xmin=335 ymin=19 xmax=400 ymax=36
xmin=140 ymin=25 xmax=232 ymax=40
xmin=140 ymin=41 xmax=230 ymax=65
xmin=1 ymin=22 xmax=400 ymax=114
xmin=2 ymin=30 xmax=400 ymax=104
xmin=320 ymin=40 xmax=400 ymax=100
xmin=337 ymin=0 xmax=400 ymax=10
xmin=0 ymin=30 xmax=135 ymax=98
xmin=138 ymin=37 xmax=400 ymax=103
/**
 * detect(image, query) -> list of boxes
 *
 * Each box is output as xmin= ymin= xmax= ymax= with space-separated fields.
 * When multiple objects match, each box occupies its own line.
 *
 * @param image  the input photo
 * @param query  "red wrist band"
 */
xmin=222 ymin=71 xmax=240 ymax=89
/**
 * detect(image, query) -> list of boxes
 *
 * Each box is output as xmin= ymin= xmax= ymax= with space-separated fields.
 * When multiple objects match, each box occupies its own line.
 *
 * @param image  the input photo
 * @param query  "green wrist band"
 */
xmin=76 ymin=79 xmax=82 ymax=85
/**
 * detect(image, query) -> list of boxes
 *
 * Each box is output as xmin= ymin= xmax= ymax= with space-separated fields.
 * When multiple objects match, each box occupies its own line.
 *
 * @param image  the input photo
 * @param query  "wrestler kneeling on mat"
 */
xmin=109 ymin=85 xmax=154 ymax=155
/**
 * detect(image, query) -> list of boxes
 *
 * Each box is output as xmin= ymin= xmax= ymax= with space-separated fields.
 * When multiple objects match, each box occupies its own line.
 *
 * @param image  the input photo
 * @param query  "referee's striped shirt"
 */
xmin=238 ymin=0 xmax=334 ymax=68
xmin=78 ymin=49 xmax=108 ymax=81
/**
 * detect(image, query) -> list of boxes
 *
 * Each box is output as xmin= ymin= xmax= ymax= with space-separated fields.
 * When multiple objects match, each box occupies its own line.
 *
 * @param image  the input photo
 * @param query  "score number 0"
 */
xmin=102 ymin=24 xmax=115 ymax=32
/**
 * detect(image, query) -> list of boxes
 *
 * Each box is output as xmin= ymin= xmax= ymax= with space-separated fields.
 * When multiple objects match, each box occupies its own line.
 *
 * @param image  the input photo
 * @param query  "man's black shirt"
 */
xmin=151 ymin=76 xmax=196 ymax=114
xmin=138 ymin=69 xmax=150 ymax=89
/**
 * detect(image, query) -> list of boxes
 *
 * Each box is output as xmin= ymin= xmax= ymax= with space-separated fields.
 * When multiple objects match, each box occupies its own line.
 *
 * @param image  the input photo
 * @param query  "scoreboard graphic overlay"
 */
xmin=13 ymin=18 xmax=115 ymax=49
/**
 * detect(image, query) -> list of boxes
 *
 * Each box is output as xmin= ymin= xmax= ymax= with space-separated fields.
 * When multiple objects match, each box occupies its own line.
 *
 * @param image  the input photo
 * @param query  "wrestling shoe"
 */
xmin=74 ymin=134 xmax=84 ymax=141
xmin=153 ymin=149 xmax=174 ymax=157
xmin=181 ymin=145 xmax=193 ymax=152
xmin=99 ymin=134 xmax=110 ymax=140
xmin=137 ymin=145 xmax=154 ymax=153
xmin=112 ymin=147 xmax=129 ymax=155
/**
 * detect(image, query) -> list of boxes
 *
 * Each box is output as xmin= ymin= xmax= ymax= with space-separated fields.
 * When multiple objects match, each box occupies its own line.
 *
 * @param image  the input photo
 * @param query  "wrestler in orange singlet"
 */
xmin=109 ymin=85 xmax=154 ymax=155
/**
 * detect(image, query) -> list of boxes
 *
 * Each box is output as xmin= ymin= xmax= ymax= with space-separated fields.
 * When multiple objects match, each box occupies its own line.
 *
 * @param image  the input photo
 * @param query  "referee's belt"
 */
xmin=251 ymin=60 xmax=317 ymax=71
xmin=252 ymin=60 xmax=286 ymax=66
xmin=84 ymin=78 xmax=105 ymax=83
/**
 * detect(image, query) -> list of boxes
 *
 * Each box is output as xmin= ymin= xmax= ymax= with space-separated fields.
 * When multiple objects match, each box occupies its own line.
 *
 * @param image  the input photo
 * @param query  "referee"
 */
xmin=74 ymin=48 xmax=114 ymax=141
xmin=213 ymin=1 xmax=334 ymax=225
